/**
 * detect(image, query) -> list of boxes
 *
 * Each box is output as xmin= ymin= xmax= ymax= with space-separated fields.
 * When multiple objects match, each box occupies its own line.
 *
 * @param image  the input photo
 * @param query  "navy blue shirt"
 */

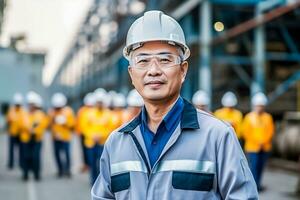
xmin=140 ymin=97 xmax=184 ymax=168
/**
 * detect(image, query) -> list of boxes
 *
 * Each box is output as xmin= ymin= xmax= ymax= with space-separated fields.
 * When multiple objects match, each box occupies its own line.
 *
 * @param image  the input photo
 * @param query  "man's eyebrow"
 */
xmin=135 ymin=52 xmax=173 ymax=56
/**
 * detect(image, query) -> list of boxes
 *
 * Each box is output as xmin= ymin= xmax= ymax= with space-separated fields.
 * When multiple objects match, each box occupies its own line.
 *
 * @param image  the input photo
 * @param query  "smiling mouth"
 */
xmin=145 ymin=81 xmax=165 ymax=89
xmin=146 ymin=81 xmax=163 ymax=85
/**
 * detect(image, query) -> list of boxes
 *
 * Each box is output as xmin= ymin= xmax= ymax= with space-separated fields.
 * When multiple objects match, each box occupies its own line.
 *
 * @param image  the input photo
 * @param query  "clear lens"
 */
xmin=130 ymin=54 xmax=181 ymax=69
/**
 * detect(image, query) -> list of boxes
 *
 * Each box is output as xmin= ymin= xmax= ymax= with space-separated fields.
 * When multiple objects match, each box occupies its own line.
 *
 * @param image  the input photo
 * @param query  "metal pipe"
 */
xmin=298 ymin=81 xmax=300 ymax=112
xmin=199 ymin=0 xmax=212 ymax=108
xmin=251 ymin=7 xmax=266 ymax=96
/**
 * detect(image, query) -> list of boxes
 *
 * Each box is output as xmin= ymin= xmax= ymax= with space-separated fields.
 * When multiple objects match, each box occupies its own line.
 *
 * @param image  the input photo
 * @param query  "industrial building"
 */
xmin=48 ymin=0 xmax=300 ymax=117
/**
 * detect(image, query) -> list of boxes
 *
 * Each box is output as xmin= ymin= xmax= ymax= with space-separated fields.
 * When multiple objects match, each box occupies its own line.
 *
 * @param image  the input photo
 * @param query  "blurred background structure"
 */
xmin=46 ymin=0 xmax=300 ymax=115
xmin=0 ymin=0 xmax=299 ymax=199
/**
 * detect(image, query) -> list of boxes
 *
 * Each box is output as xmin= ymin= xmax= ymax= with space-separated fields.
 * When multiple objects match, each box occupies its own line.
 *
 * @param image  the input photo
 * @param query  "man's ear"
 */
xmin=128 ymin=66 xmax=135 ymax=86
xmin=180 ymin=61 xmax=188 ymax=82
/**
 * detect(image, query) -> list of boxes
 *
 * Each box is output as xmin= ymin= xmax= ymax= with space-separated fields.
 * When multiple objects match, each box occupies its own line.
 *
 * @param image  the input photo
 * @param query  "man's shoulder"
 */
xmin=197 ymin=109 xmax=231 ymax=126
xmin=195 ymin=109 xmax=233 ymax=136
xmin=104 ymin=119 xmax=134 ymax=146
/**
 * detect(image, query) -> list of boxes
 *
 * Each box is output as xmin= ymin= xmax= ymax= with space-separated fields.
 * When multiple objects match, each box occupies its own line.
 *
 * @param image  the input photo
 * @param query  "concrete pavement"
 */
xmin=0 ymin=131 xmax=299 ymax=200
xmin=0 ymin=132 xmax=91 ymax=200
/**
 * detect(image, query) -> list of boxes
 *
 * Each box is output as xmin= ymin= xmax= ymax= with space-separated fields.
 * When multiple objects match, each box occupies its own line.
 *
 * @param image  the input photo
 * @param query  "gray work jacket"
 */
xmin=91 ymin=99 xmax=258 ymax=200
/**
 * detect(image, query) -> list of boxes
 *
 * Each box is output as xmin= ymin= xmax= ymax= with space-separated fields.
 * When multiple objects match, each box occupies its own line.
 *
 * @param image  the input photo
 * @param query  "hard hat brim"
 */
xmin=123 ymin=39 xmax=190 ymax=61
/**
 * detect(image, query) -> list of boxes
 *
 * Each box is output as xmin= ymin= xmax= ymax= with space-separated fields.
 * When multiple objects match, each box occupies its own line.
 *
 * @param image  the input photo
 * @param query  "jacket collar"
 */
xmin=119 ymin=98 xmax=199 ymax=133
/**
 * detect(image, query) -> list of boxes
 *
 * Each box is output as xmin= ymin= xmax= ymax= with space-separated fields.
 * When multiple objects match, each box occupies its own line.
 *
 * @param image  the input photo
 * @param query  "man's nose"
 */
xmin=147 ymin=60 xmax=162 ymax=76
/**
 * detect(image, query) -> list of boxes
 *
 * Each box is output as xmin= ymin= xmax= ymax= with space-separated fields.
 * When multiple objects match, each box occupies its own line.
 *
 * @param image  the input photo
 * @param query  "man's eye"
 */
xmin=159 ymin=58 xmax=172 ymax=63
xmin=137 ymin=59 xmax=149 ymax=64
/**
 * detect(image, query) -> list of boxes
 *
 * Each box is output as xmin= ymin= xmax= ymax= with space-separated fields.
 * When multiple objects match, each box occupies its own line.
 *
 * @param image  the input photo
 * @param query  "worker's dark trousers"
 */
xmin=86 ymin=144 xmax=103 ymax=185
xmin=53 ymin=140 xmax=71 ymax=176
xmin=21 ymin=141 xmax=42 ymax=180
xmin=7 ymin=135 xmax=20 ymax=169
xmin=247 ymin=151 xmax=270 ymax=189
xmin=80 ymin=135 xmax=89 ymax=166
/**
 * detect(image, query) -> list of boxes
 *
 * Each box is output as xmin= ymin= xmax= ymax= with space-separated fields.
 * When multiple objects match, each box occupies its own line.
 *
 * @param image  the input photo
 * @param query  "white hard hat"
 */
xmin=26 ymin=91 xmax=42 ymax=107
xmin=123 ymin=10 xmax=190 ymax=61
xmin=94 ymin=88 xmax=107 ymax=103
xmin=35 ymin=95 xmax=43 ymax=108
xmin=103 ymin=91 xmax=117 ymax=107
xmin=51 ymin=93 xmax=67 ymax=108
xmin=113 ymin=93 xmax=126 ymax=108
xmin=192 ymin=90 xmax=209 ymax=106
xmin=252 ymin=92 xmax=268 ymax=106
xmin=127 ymin=89 xmax=144 ymax=107
xmin=221 ymin=91 xmax=238 ymax=107
xmin=13 ymin=93 xmax=23 ymax=105
xmin=83 ymin=93 xmax=96 ymax=106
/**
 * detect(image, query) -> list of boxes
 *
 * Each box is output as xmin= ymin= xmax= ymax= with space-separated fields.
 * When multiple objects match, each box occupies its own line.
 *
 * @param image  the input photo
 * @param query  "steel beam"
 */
xmin=213 ymin=0 xmax=300 ymax=45
xmin=278 ymin=23 xmax=299 ymax=54
xmin=268 ymin=70 xmax=300 ymax=104
xmin=171 ymin=0 xmax=203 ymax=19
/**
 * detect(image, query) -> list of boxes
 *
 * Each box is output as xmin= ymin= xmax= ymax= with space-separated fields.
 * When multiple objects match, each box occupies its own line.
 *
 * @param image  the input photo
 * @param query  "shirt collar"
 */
xmin=119 ymin=97 xmax=199 ymax=133
xmin=141 ymin=97 xmax=183 ymax=132
xmin=163 ymin=97 xmax=184 ymax=131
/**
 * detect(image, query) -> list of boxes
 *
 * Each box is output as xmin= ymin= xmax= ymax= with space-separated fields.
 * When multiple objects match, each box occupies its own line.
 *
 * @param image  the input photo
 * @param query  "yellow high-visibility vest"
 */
xmin=20 ymin=109 xmax=49 ymax=143
xmin=242 ymin=111 xmax=274 ymax=152
xmin=214 ymin=107 xmax=243 ymax=139
xmin=6 ymin=106 xmax=26 ymax=137
xmin=48 ymin=106 xmax=75 ymax=142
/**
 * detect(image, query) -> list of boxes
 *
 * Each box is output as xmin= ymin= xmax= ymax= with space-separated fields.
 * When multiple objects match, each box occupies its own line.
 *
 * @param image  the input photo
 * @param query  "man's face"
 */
xmin=254 ymin=105 xmax=265 ymax=114
xmin=54 ymin=107 xmax=62 ymax=112
xmin=29 ymin=104 xmax=36 ymax=112
xmin=15 ymin=104 xmax=21 ymax=109
xmin=128 ymin=41 xmax=188 ymax=103
xmin=96 ymin=102 xmax=103 ymax=109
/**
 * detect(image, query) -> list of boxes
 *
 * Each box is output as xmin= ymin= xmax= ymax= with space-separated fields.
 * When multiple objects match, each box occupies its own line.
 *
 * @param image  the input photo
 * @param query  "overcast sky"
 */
xmin=0 ymin=0 xmax=92 ymax=86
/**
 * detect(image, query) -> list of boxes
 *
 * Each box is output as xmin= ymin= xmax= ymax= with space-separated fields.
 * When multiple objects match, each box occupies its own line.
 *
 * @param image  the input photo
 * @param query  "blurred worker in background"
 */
xmin=92 ymin=10 xmax=258 ymax=199
xmin=94 ymin=88 xmax=112 ymax=143
xmin=243 ymin=92 xmax=275 ymax=191
xmin=48 ymin=93 xmax=75 ymax=178
xmin=123 ymin=89 xmax=144 ymax=123
xmin=76 ymin=93 xmax=96 ymax=173
xmin=83 ymin=89 xmax=109 ymax=185
xmin=6 ymin=93 xmax=25 ymax=170
xmin=104 ymin=90 xmax=116 ymax=111
xmin=20 ymin=91 xmax=48 ymax=181
xmin=192 ymin=90 xmax=211 ymax=113
xmin=110 ymin=92 xmax=127 ymax=128
xmin=214 ymin=91 xmax=243 ymax=147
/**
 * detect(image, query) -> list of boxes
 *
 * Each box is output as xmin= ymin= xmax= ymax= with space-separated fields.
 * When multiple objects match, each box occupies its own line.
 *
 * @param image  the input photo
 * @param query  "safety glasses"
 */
xmin=130 ymin=54 xmax=182 ymax=70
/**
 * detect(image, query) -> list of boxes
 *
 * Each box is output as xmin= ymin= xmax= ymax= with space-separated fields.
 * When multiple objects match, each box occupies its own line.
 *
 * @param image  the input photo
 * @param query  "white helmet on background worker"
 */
xmin=35 ymin=95 xmax=43 ymax=108
xmin=251 ymin=92 xmax=268 ymax=106
xmin=94 ymin=88 xmax=107 ymax=103
xmin=83 ymin=93 xmax=96 ymax=106
xmin=127 ymin=89 xmax=144 ymax=107
xmin=103 ymin=91 xmax=117 ymax=108
xmin=192 ymin=90 xmax=210 ymax=106
xmin=123 ymin=10 xmax=190 ymax=61
xmin=51 ymin=93 xmax=67 ymax=108
xmin=26 ymin=91 xmax=42 ymax=107
xmin=12 ymin=93 xmax=23 ymax=105
xmin=221 ymin=91 xmax=238 ymax=107
xmin=113 ymin=93 xmax=127 ymax=108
